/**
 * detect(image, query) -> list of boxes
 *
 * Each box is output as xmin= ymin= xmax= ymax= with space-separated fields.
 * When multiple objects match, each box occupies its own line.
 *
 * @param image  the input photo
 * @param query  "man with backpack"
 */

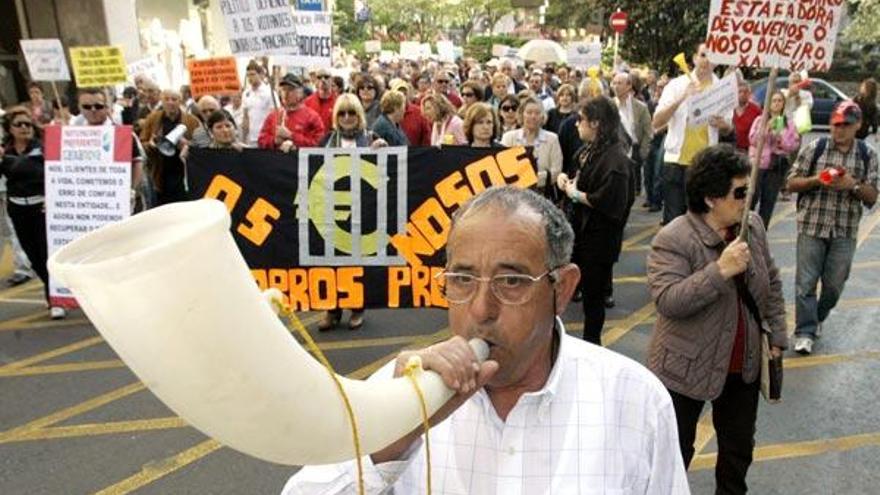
xmin=786 ymin=101 xmax=878 ymax=355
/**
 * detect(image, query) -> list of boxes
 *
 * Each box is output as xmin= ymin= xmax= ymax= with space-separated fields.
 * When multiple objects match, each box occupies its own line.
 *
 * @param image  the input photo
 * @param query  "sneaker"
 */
xmin=793 ymin=336 xmax=813 ymax=355
xmin=49 ymin=307 xmax=67 ymax=320
xmin=7 ymin=272 xmax=32 ymax=287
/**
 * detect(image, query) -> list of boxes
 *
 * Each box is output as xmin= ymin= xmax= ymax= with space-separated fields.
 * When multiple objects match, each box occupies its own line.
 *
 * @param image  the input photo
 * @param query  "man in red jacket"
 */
xmin=389 ymin=78 xmax=432 ymax=146
xmin=258 ymin=73 xmax=325 ymax=151
xmin=303 ymin=68 xmax=336 ymax=132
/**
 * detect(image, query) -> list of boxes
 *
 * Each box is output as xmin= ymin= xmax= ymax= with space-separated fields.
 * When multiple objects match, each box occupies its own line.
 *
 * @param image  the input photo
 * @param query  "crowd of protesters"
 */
xmin=1 ymin=41 xmax=879 ymax=493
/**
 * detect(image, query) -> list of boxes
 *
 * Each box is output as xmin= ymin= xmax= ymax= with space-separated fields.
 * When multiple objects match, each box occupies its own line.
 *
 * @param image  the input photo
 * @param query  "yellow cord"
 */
xmin=403 ymin=356 xmax=433 ymax=495
xmin=272 ymin=300 xmax=365 ymax=495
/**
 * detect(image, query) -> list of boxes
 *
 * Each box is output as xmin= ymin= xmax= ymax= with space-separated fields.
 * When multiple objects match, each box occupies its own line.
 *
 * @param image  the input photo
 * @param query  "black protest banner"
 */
xmin=187 ymin=146 xmax=537 ymax=310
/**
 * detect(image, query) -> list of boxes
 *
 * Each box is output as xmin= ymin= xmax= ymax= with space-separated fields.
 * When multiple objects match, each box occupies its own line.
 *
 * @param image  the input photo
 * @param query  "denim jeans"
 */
xmin=644 ymin=134 xmax=665 ymax=207
xmin=795 ymin=234 xmax=856 ymax=338
xmin=750 ymin=165 xmax=785 ymax=229
xmin=662 ymin=162 xmax=688 ymax=224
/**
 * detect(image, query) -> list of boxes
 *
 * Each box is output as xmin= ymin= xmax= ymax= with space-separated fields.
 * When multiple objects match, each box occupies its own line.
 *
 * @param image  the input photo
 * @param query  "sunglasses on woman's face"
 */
xmin=338 ymin=109 xmax=357 ymax=118
xmin=500 ymin=105 xmax=517 ymax=112
xmin=462 ymin=92 xmax=476 ymax=98
xmin=12 ymin=121 xmax=33 ymax=128
xmin=732 ymin=186 xmax=748 ymax=200
xmin=359 ymin=85 xmax=375 ymax=91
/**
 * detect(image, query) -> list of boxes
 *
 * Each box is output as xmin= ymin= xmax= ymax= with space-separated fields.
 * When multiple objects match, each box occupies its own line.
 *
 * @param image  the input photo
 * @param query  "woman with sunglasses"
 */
xmin=556 ymin=96 xmax=633 ymax=345
xmin=456 ymin=81 xmax=484 ymax=119
xmin=646 ymin=144 xmax=786 ymax=494
xmin=501 ymin=96 xmax=562 ymax=195
xmin=0 ymin=107 xmax=65 ymax=319
xmin=317 ymin=94 xmax=387 ymax=331
xmin=355 ymin=74 xmax=383 ymax=129
xmin=748 ymin=90 xmax=800 ymax=228
xmin=421 ymin=93 xmax=467 ymax=146
xmin=497 ymin=95 xmax=520 ymax=134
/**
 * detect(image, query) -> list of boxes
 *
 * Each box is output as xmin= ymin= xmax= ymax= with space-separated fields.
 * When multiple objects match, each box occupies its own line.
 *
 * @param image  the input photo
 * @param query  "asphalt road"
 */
xmin=2 ymin=141 xmax=880 ymax=494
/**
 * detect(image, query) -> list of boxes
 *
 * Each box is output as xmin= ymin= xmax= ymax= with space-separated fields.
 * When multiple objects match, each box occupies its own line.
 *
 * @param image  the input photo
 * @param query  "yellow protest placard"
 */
xmin=69 ymin=45 xmax=127 ymax=87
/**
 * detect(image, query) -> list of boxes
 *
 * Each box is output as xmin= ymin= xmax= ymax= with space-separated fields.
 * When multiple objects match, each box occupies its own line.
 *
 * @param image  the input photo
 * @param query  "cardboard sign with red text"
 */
xmin=704 ymin=0 xmax=845 ymax=72
xmin=44 ymin=125 xmax=132 ymax=308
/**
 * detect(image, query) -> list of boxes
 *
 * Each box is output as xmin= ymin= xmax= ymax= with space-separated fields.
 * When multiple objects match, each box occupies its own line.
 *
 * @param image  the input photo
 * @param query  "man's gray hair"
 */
xmin=449 ymin=186 xmax=574 ymax=269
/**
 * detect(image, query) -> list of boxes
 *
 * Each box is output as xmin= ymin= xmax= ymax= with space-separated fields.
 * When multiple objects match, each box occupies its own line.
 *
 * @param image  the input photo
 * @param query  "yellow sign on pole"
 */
xmin=69 ymin=45 xmax=127 ymax=87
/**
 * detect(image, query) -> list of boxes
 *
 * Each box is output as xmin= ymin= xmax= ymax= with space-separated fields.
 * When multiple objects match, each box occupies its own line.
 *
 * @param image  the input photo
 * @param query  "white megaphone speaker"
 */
xmin=158 ymin=123 xmax=187 ymax=157
xmin=47 ymin=199 xmax=488 ymax=465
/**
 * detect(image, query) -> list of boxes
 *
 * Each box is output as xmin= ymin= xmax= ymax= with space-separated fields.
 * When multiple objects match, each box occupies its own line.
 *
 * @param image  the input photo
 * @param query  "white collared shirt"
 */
xmin=243 ymin=82 xmax=275 ymax=146
xmin=282 ymin=321 xmax=690 ymax=495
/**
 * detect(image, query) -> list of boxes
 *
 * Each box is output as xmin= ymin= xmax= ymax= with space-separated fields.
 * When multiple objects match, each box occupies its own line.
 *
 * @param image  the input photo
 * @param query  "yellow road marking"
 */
xmin=0 ymin=382 xmax=145 ymax=443
xmin=621 ymin=225 xmax=660 ymax=250
xmin=0 ymin=279 xmax=42 ymax=300
xmin=0 ymin=336 xmax=104 ymax=371
xmin=690 ymin=413 xmax=716 ymax=467
xmin=858 ymin=209 xmax=880 ymax=248
xmin=0 ymin=360 xmax=126 ymax=377
xmin=1 ymin=297 xmax=46 ymax=305
xmin=8 ymin=418 xmax=187 ymax=443
xmin=603 ymin=302 xmax=656 ymax=346
xmin=767 ymin=202 xmax=797 ymax=230
xmin=92 ymin=439 xmax=223 ymax=495
xmin=689 ymin=431 xmax=880 ymax=471
xmin=0 ymin=309 xmax=46 ymax=332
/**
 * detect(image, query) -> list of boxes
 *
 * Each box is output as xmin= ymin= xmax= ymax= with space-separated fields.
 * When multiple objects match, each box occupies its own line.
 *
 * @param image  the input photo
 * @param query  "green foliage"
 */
xmin=844 ymin=0 xmax=880 ymax=45
xmin=593 ymin=0 xmax=709 ymax=73
xmin=465 ymin=35 xmax=525 ymax=62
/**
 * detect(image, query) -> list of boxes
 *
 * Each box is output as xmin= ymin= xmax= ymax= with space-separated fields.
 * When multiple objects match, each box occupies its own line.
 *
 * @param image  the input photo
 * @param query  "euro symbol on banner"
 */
xmin=307 ymin=155 xmax=382 ymax=256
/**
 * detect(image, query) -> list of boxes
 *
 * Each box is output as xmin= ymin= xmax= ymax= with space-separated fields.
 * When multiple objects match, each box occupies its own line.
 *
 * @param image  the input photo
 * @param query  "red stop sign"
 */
xmin=610 ymin=11 xmax=628 ymax=34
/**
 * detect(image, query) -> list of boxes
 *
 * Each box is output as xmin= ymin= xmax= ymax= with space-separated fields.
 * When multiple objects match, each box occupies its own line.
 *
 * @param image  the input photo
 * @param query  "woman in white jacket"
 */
xmin=500 ymin=96 xmax=562 ymax=194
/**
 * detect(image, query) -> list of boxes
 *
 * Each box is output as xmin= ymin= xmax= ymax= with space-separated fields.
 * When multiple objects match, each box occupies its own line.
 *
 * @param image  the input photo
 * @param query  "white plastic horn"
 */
xmin=48 ymin=199 xmax=488 ymax=465
xmin=158 ymin=123 xmax=187 ymax=157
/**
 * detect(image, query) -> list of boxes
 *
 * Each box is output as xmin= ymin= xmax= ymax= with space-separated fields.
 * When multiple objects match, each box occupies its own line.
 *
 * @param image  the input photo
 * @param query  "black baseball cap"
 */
xmin=279 ymin=73 xmax=304 ymax=88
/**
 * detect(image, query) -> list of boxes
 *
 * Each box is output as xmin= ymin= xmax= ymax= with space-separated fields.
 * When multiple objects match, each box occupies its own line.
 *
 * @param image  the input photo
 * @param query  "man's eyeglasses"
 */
xmin=81 ymin=104 xmax=106 ymax=111
xmin=435 ymin=270 xmax=556 ymax=305
xmin=11 ymin=121 xmax=33 ymax=129
xmin=500 ymin=105 xmax=517 ymax=112
xmin=337 ymin=109 xmax=357 ymax=118
xmin=317 ymin=75 xmax=331 ymax=80
xmin=436 ymin=79 xmax=450 ymax=84
xmin=732 ymin=186 xmax=748 ymax=200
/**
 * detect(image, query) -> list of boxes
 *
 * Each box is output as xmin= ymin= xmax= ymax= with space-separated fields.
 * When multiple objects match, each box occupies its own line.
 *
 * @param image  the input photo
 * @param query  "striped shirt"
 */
xmin=789 ymin=138 xmax=879 ymax=239
xmin=282 ymin=321 xmax=690 ymax=495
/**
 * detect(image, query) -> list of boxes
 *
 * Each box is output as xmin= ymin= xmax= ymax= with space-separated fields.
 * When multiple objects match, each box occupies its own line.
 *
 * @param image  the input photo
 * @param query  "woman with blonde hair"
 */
xmin=463 ymin=103 xmax=501 ymax=147
xmin=421 ymin=93 xmax=467 ymax=146
xmin=371 ymin=90 xmax=409 ymax=146
xmin=317 ymin=94 xmax=387 ymax=331
xmin=545 ymin=83 xmax=577 ymax=134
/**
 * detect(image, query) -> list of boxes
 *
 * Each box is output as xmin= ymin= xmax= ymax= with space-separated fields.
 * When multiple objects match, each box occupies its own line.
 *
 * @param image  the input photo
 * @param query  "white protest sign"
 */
xmin=687 ymin=73 xmax=738 ymax=126
xmin=378 ymin=50 xmax=394 ymax=63
xmin=127 ymin=56 xmax=168 ymax=87
xmin=220 ymin=0 xmax=298 ymax=56
xmin=437 ymin=41 xmax=455 ymax=63
xmin=365 ymin=40 xmax=381 ymax=53
xmin=44 ymin=125 xmax=132 ymax=308
xmin=273 ymin=11 xmax=332 ymax=68
xmin=20 ymin=39 xmax=70 ymax=81
xmin=420 ymin=43 xmax=433 ymax=58
xmin=491 ymin=44 xmax=510 ymax=57
xmin=705 ymin=0 xmax=845 ymax=72
xmin=566 ymin=41 xmax=602 ymax=69
xmin=399 ymin=41 xmax=422 ymax=60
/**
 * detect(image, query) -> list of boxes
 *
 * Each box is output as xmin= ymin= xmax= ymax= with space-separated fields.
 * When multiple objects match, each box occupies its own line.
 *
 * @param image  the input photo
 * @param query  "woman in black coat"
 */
xmin=556 ymin=96 xmax=634 ymax=345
